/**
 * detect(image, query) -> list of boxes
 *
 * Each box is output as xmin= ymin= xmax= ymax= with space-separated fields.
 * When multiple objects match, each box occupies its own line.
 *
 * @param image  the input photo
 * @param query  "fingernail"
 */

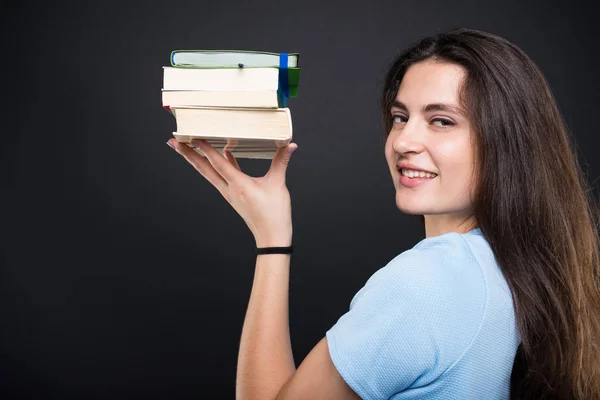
xmin=166 ymin=141 xmax=175 ymax=149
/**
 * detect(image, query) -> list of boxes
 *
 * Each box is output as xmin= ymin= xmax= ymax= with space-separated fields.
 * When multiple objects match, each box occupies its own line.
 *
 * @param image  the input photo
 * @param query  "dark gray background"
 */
xmin=2 ymin=0 xmax=598 ymax=398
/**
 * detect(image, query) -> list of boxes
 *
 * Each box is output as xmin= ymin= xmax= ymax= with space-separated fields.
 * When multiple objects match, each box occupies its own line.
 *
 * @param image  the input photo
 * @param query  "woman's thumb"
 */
xmin=288 ymin=143 xmax=298 ymax=156
xmin=269 ymin=143 xmax=298 ymax=181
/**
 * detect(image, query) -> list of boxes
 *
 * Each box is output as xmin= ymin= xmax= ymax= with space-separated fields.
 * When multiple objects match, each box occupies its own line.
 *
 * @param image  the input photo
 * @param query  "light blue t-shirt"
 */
xmin=326 ymin=228 xmax=521 ymax=399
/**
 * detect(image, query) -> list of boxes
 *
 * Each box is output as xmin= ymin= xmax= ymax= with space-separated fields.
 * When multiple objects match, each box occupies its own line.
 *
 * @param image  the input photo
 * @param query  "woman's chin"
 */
xmin=395 ymin=197 xmax=426 ymax=214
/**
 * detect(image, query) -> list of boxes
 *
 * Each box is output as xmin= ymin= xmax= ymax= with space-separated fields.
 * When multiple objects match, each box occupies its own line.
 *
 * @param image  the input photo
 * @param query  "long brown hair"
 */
xmin=381 ymin=28 xmax=600 ymax=399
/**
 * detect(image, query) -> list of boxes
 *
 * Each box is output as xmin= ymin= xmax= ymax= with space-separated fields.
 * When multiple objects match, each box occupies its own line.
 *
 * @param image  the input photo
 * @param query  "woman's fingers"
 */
xmin=168 ymin=140 xmax=229 ymax=196
xmin=192 ymin=140 xmax=245 ymax=183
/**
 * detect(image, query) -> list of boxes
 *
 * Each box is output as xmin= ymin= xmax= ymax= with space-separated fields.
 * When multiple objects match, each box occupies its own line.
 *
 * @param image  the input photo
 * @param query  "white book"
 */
xmin=162 ymin=90 xmax=280 ymax=108
xmin=171 ymin=107 xmax=292 ymax=140
xmin=170 ymin=107 xmax=292 ymax=159
xmin=162 ymin=67 xmax=279 ymax=91
xmin=169 ymin=107 xmax=293 ymax=160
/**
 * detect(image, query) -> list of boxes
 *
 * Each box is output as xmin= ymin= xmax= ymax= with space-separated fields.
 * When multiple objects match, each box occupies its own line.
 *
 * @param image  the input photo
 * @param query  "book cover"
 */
xmin=170 ymin=50 xmax=299 ymax=69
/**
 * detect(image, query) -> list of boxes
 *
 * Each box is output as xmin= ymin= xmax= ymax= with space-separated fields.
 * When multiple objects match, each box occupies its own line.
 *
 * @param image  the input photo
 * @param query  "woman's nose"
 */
xmin=392 ymin=121 xmax=426 ymax=155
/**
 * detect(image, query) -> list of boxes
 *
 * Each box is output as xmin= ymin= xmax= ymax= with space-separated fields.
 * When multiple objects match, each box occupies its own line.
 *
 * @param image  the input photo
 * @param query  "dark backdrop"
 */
xmin=2 ymin=0 xmax=598 ymax=398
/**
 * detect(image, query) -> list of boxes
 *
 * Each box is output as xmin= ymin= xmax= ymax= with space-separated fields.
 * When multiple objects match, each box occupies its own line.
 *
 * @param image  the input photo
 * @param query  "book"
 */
xmin=170 ymin=50 xmax=299 ymax=68
xmin=163 ymin=66 xmax=278 ymax=91
xmin=171 ymin=107 xmax=292 ymax=140
xmin=162 ymin=49 xmax=300 ymax=160
xmin=175 ymin=135 xmax=291 ymax=160
xmin=170 ymin=107 xmax=293 ymax=160
xmin=161 ymin=90 xmax=281 ymax=108
xmin=162 ymin=66 xmax=299 ymax=99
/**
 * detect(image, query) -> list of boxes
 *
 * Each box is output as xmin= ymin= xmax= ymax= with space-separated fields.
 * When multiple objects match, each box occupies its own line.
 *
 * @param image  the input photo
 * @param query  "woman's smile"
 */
xmin=398 ymin=173 xmax=437 ymax=188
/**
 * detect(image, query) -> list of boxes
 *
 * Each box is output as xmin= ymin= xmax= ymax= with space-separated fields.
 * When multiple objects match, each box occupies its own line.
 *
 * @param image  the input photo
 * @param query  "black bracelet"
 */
xmin=255 ymin=245 xmax=294 ymax=255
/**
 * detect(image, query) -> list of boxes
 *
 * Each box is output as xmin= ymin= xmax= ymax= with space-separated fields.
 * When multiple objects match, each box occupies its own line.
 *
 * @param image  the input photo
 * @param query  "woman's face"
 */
xmin=385 ymin=60 xmax=477 ymax=226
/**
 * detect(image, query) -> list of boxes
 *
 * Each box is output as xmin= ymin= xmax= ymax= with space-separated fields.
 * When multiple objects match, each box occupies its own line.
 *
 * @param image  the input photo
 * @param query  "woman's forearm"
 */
xmin=236 ymin=253 xmax=296 ymax=400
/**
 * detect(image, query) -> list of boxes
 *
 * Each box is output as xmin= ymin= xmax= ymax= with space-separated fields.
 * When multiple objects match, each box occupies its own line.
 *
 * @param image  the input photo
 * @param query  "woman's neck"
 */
xmin=424 ymin=214 xmax=478 ymax=238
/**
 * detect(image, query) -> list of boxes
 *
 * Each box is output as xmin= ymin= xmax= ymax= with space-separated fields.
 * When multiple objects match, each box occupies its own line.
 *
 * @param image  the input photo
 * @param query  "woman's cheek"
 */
xmin=436 ymin=135 xmax=475 ymax=173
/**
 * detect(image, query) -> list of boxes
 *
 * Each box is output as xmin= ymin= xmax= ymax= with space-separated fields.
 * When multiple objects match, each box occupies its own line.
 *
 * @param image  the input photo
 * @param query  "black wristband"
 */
xmin=255 ymin=245 xmax=294 ymax=255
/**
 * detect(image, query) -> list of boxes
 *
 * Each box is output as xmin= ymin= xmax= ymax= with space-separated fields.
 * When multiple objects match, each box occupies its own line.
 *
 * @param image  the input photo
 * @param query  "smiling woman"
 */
xmin=377 ymin=28 xmax=600 ymax=399
xmin=385 ymin=60 xmax=476 ymax=225
xmin=168 ymin=28 xmax=600 ymax=400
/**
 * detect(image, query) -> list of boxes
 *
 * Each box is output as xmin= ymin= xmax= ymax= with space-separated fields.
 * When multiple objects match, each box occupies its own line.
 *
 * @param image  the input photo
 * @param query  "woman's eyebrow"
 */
xmin=424 ymin=103 xmax=466 ymax=116
xmin=391 ymin=100 xmax=408 ymax=111
xmin=392 ymin=100 xmax=465 ymax=117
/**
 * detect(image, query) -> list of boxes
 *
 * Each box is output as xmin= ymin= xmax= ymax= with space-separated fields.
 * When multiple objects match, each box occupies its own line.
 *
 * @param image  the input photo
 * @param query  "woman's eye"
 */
xmin=392 ymin=115 xmax=407 ymax=124
xmin=432 ymin=118 xmax=455 ymax=127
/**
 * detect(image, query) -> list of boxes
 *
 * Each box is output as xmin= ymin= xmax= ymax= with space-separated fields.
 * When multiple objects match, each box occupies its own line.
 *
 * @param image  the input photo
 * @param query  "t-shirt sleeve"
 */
xmin=325 ymin=240 xmax=486 ymax=399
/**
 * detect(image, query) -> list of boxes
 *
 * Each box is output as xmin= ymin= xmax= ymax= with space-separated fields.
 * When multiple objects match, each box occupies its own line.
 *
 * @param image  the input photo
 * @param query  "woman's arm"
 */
xmin=167 ymin=140 xmax=359 ymax=399
xmin=236 ymin=251 xmax=361 ymax=400
xmin=236 ymin=252 xmax=295 ymax=400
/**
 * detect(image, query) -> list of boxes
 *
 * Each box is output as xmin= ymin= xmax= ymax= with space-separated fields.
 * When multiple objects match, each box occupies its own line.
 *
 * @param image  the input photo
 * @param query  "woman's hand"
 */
xmin=167 ymin=139 xmax=298 ymax=248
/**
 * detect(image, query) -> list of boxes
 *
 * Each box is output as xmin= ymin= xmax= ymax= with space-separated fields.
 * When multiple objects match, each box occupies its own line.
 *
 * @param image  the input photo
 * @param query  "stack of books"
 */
xmin=162 ymin=50 xmax=300 ymax=159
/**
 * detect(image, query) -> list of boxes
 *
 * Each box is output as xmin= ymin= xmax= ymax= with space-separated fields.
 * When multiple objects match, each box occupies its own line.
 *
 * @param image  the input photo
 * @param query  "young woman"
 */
xmin=167 ymin=28 xmax=600 ymax=399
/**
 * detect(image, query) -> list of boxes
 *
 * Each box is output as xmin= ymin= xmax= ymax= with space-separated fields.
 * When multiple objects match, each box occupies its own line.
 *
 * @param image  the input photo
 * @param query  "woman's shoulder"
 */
xmin=359 ymin=228 xmax=492 ymax=300
xmin=411 ymin=227 xmax=490 ymax=266
xmin=349 ymin=227 xmax=516 ymax=348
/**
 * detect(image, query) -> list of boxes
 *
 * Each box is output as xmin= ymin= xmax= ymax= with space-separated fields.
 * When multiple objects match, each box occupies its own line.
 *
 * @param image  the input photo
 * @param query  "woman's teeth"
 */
xmin=401 ymin=169 xmax=437 ymax=179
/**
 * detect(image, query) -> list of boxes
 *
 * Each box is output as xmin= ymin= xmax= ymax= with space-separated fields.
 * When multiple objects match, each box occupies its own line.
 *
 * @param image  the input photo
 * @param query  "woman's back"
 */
xmin=326 ymin=228 xmax=521 ymax=399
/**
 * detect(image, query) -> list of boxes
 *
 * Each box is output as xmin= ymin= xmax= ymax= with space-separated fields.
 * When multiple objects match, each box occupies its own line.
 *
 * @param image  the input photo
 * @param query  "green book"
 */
xmin=169 ymin=50 xmax=299 ymax=98
xmin=170 ymin=50 xmax=299 ymax=68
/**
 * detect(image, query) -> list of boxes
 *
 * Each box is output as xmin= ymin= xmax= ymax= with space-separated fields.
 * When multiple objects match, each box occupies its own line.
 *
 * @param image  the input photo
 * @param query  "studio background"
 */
xmin=2 ymin=0 xmax=598 ymax=398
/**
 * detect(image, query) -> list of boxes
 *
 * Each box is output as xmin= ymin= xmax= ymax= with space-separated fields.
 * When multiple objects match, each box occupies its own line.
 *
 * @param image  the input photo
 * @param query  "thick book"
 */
xmin=171 ymin=107 xmax=292 ymax=139
xmin=175 ymin=135 xmax=291 ymax=160
xmin=170 ymin=107 xmax=293 ymax=160
xmin=161 ymin=90 xmax=281 ymax=108
xmin=170 ymin=50 xmax=299 ymax=68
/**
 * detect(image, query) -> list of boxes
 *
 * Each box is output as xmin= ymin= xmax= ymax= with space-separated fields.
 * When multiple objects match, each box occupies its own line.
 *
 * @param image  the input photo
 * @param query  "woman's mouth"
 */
xmin=400 ymin=168 xmax=437 ymax=179
xmin=398 ymin=169 xmax=437 ymax=188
